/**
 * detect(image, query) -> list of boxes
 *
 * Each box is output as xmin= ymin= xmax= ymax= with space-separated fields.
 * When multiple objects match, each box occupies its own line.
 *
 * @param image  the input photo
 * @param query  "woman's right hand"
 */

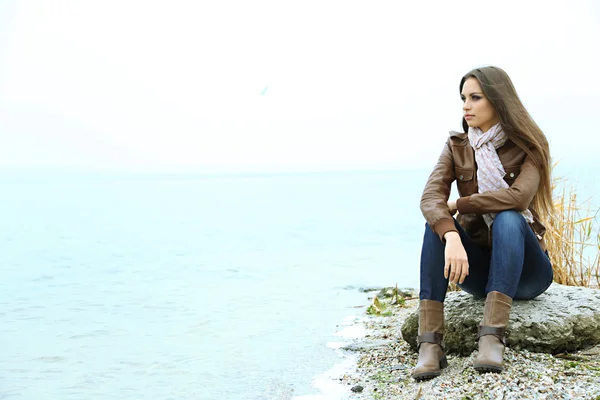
xmin=443 ymin=232 xmax=469 ymax=284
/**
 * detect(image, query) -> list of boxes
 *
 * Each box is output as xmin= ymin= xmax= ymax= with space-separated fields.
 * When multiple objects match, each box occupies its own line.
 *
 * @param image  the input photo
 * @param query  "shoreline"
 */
xmin=292 ymin=295 xmax=373 ymax=400
xmin=333 ymin=289 xmax=600 ymax=400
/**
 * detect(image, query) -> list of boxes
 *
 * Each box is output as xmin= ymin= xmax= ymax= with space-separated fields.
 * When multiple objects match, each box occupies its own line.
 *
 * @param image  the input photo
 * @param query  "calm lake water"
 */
xmin=0 ymin=170 xmax=430 ymax=399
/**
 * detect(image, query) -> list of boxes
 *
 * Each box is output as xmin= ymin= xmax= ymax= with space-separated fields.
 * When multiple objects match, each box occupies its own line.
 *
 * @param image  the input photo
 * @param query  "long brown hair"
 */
xmin=459 ymin=66 xmax=554 ymax=220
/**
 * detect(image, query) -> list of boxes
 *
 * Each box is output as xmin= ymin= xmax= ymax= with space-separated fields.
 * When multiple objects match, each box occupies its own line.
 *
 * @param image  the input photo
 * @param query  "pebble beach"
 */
xmin=336 ymin=291 xmax=600 ymax=400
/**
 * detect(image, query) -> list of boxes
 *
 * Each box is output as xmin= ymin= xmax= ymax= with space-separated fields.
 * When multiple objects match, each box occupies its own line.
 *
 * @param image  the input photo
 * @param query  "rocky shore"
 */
xmin=336 ymin=288 xmax=600 ymax=400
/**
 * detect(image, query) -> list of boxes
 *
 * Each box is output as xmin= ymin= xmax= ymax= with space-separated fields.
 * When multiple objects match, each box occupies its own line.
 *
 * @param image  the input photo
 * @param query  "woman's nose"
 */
xmin=463 ymin=101 xmax=471 ymax=111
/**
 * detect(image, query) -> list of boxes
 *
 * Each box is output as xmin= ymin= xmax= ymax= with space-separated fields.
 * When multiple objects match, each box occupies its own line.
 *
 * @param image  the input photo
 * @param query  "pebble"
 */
xmin=350 ymin=385 xmax=364 ymax=393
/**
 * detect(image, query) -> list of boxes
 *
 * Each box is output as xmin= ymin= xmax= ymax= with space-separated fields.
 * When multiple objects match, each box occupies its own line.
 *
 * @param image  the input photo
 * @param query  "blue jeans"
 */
xmin=419 ymin=210 xmax=553 ymax=301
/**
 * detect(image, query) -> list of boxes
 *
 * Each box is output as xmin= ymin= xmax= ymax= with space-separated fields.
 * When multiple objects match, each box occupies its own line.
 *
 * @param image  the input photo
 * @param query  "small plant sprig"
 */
xmin=366 ymin=284 xmax=407 ymax=316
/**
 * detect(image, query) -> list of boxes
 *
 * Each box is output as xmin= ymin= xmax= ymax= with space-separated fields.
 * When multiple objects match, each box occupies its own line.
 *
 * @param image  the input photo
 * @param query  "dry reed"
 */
xmin=544 ymin=176 xmax=599 ymax=288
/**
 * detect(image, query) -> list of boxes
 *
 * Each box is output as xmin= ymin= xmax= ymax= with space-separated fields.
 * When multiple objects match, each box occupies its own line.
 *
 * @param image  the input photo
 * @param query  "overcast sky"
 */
xmin=0 ymin=0 xmax=599 ymax=173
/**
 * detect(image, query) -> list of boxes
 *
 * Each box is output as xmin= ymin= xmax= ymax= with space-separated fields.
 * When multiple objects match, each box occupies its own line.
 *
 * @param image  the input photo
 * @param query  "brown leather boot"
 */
xmin=412 ymin=300 xmax=448 ymax=381
xmin=474 ymin=291 xmax=512 ymax=373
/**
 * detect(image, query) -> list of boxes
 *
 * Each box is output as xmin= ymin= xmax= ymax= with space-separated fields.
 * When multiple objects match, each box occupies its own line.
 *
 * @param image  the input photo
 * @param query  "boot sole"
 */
xmin=474 ymin=364 xmax=503 ymax=373
xmin=412 ymin=355 xmax=448 ymax=381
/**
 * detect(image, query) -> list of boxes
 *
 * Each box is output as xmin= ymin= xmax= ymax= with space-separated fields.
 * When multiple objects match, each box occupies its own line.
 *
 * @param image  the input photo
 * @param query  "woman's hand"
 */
xmin=443 ymin=232 xmax=469 ymax=284
xmin=447 ymin=200 xmax=457 ymax=215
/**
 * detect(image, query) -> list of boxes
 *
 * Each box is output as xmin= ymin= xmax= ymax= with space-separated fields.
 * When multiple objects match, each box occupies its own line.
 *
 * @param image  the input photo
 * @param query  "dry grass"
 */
xmin=544 ymin=176 xmax=600 ymax=288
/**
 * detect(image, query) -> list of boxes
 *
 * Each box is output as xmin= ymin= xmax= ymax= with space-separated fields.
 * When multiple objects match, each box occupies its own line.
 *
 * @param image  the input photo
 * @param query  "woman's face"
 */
xmin=461 ymin=77 xmax=499 ymax=132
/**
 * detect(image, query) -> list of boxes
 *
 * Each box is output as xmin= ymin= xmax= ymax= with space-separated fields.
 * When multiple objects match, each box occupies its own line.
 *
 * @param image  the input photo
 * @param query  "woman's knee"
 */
xmin=494 ymin=210 xmax=523 ymax=224
xmin=492 ymin=210 xmax=527 ymax=233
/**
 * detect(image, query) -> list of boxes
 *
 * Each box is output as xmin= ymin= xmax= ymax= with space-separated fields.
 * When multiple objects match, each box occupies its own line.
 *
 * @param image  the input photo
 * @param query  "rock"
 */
xmin=377 ymin=287 xmax=415 ymax=299
xmin=359 ymin=287 xmax=382 ymax=293
xmin=350 ymin=385 xmax=364 ymax=393
xmin=342 ymin=339 xmax=394 ymax=352
xmin=401 ymin=283 xmax=600 ymax=355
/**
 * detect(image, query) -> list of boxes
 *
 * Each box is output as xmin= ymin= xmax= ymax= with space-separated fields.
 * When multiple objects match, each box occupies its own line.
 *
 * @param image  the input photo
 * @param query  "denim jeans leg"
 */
xmin=419 ymin=222 xmax=449 ymax=302
xmin=420 ymin=220 xmax=491 ymax=301
xmin=514 ymin=234 xmax=554 ymax=300
xmin=486 ymin=210 xmax=553 ymax=299
xmin=453 ymin=222 xmax=492 ymax=299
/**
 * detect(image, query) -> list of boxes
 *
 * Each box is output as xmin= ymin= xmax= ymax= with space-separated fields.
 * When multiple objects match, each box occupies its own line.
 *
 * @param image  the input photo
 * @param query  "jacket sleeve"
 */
xmin=456 ymin=152 xmax=540 ymax=214
xmin=420 ymin=140 xmax=458 ymax=241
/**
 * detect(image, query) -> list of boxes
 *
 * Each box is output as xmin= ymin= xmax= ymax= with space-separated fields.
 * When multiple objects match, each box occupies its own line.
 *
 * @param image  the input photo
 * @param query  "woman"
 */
xmin=413 ymin=66 xmax=554 ymax=381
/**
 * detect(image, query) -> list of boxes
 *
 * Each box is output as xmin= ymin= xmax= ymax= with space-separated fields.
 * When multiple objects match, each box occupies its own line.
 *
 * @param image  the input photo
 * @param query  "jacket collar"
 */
xmin=449 ymin=131 xmax=469 ymax=146
xmin=449 ymin=130 xmax=467 ymax=139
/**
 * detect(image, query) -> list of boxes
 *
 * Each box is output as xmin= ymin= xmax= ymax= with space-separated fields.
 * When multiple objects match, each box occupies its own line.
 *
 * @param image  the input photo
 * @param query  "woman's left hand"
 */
xmin=447 ymin=200 xmax=457 ymax=215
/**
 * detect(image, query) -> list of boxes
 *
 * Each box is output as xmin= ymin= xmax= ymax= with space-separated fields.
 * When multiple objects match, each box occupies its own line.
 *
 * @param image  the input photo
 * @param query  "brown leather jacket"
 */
xmin=420 ymin=131 xmax=547 ymax=251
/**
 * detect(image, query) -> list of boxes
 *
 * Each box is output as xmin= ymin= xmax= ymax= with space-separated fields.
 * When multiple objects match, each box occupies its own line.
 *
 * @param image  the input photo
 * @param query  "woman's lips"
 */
xmin=465 ymin=115 xmax=474 ymax=120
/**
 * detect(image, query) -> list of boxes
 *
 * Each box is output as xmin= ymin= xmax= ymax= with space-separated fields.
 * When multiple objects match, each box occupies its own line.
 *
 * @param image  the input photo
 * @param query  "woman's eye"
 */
xmin=472 ymin=95 xmax=481 ymax=100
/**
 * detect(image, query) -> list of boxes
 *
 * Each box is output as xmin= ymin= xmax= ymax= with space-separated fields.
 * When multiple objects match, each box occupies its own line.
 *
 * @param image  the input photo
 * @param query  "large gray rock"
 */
xmin=401 ymin=283 xmax=600 ymax=355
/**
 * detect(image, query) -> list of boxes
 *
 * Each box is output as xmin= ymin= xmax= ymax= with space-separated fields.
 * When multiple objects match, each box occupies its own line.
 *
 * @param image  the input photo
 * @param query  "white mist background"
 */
xmin=0 ymin=0 xmax=599 ymax=174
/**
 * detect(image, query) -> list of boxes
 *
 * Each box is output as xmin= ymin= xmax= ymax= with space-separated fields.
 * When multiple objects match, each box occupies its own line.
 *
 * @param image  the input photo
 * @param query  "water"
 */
xmin=0 ymin=170 xmax=429 ymax=399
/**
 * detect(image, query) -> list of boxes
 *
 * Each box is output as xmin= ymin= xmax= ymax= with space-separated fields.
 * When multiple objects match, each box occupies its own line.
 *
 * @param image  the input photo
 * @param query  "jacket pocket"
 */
xmin=455 ymin=167 xmax=475 ymax=197
xmin=503 ymin=165 xmax=522 ymax=186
